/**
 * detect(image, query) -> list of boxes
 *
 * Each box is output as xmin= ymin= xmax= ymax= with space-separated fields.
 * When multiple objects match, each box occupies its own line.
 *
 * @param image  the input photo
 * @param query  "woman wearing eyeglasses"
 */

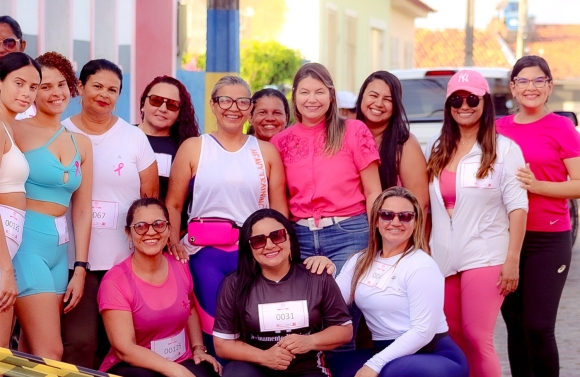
xmin=60 ymin=59 xmax=159 ymax=368
xmin=425 ymin=70 xmax=527 ymax=377
xmin=166 ymin=75 xmax=288 ymax=356
xmin=496 ymin=56 xmax=580 ymax=377
xmin=0 ymin=52 xmax=40 ymax=349
xmin=334 ymin=187 xmax=468 ymax=377
xmin=213 ymin=208 xmax=352 ymax=377
xmin=98 ymin=197 xmax=221 ymax=377
xmin=138 ymin=76 xmax=200 ymax=201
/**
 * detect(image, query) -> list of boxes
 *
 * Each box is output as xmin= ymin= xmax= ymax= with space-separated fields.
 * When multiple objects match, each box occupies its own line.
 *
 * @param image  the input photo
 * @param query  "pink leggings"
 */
xmin=444 ymin=265 xmax=504 ymax=377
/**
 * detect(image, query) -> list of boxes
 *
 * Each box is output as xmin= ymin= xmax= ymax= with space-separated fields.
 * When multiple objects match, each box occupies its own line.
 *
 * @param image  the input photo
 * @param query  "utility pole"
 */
xmin=464 ymin=0 xmax=474 ymax=66
xmin=516 ymin=0 xmax=528 ymax=59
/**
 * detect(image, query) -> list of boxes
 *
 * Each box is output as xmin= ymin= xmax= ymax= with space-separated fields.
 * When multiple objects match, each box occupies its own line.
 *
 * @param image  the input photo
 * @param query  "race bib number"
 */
xmin=54 ymin=215 xmax=70 ymax=245
xmin=361 ymin=260 xmax=395 ymax=290
xmin=150 ymin=329 xmax=186 ymax=361
xmin=258 ymin=300 xmax=309 ymax=332
xmin=461 ymin=163 xmax=503 ymax=189
xmin=0 ymin=207 xmax=24 ymax=246
xmin=92 ymin=201 xmax=119 ymax=229
xmin=155 ymin=153 xmax=172 ymax=178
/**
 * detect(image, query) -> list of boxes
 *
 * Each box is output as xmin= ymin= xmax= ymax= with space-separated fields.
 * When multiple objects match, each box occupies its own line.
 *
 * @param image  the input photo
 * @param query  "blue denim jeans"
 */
xmin=294 ymin=213 xmax=369 ymax=352
xmin=293 ymin=213 xmax=369 ymax=274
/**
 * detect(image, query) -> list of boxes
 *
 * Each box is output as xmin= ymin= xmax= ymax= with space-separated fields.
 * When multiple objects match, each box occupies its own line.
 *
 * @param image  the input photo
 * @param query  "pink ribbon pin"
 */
xmin=74 ymin=161 xmax=80 ymax=176
xmin=114 ymin=162 xmax=124 ymax=176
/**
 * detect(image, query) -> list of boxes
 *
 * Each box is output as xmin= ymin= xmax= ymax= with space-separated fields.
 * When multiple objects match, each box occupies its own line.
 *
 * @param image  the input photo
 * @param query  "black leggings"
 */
xmin=501 ymin=230 xmax=571 ymax=377
xmin=108 ymin=359 xmax=218 ymax=377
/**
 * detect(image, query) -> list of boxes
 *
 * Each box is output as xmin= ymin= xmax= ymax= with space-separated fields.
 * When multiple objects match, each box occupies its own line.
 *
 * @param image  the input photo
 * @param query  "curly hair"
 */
xmin=139 ymin=76 xmax=200 ymax=146
xmin=35 ymin=52 xmax=79 ymax=98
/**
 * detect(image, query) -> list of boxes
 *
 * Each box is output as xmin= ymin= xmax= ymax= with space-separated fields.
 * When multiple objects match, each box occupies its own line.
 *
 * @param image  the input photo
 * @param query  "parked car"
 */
xmin=392 ymin=68 xmax=578 ymax=245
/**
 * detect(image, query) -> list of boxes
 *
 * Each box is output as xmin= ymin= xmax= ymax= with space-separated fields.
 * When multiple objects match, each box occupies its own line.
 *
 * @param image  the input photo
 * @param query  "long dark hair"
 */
xmin=356 ymin=71 xmax=410 ymax=189
xmin=232 ymin=209 xmax=301 ymax=340
xmin=139 ymin=75 xmax=200 ymax=146
xmin=427 ymin=93 xmax=497 ymax=181
xmin=0 ymin=52 xmax=41 ymax=81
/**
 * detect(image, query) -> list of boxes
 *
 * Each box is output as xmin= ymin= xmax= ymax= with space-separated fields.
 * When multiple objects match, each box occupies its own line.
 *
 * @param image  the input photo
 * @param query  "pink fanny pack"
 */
xmin=187 ymin=217 xmax=240 ymax=246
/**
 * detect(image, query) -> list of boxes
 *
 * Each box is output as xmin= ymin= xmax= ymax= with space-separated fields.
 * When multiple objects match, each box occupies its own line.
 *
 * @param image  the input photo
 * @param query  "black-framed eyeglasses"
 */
xmin=248 ymin=229 xmax=287 ymax=249
xmin=147 ymin=95 xmax=181 ymax=111
xmin=212 ymin=96 xmax=252 ymax=111
xmin=447 ymin=94 xmax=481 ymax=109
xmin=512 ymin=76 xmax=551 ymax=89
xmin=0 ymin=37 xmax=19 ymax=51
xmin=130 ymin=220 xmax=170 ymax=235
xmin=378 ymin=210 xmax=416 ymax=224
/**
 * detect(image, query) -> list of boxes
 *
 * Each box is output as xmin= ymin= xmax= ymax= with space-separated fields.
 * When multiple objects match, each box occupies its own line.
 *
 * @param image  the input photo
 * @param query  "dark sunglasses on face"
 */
xmin=248 ymin=229 xmax=287 ymax=249
xmin=130 ymin=220 xmax=170 ymax=235
xmin=147 ymin=94 xmax=181 ymax=111
xmin=213 ymin=96 xmax=252 ymax=111
xmin=447 ymin=94 xmax=481 ymax=109
xmin=0 ymin=37 xmax=19 ymax=51
xmin=378 ymin=210 xmax=416 ymax=224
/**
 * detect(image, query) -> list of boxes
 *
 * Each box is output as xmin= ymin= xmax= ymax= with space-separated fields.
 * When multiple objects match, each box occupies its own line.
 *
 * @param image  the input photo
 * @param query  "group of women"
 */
xmin=1 ymin=13 xmax=579 ymax=377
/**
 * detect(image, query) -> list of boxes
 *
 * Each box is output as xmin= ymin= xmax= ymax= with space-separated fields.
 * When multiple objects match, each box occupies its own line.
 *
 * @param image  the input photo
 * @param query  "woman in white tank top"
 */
xmin=165 ymin=76 xmax=288 ymax=356
xmin=0 ymin=52 xmax=41 ymax=347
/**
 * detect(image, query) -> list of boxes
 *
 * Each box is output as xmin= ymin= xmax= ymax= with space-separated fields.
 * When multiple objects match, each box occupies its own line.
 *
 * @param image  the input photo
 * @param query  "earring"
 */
xmin=113 ymin=105 xmax=117 ymax=112
xmin=129 ymin=240 xmax=134 ymax=252
xmin=79 ymin=97 xmax=83 ymax=105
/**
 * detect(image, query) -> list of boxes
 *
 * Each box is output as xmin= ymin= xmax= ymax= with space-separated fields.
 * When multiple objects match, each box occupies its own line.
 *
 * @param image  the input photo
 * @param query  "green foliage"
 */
xmin=241 ymin=40 xmax=302 ymax=92
xmin=181 ymin=52 xmax=205 ymax=71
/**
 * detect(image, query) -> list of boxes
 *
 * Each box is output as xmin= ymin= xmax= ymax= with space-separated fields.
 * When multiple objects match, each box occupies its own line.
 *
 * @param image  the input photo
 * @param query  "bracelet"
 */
xmin=192 ymin=345 xmax=207 ymax=353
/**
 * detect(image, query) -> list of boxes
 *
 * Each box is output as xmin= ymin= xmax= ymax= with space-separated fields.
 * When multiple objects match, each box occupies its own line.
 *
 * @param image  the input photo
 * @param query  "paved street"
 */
xmin=494 ymin=230 xmax=580 ymax=376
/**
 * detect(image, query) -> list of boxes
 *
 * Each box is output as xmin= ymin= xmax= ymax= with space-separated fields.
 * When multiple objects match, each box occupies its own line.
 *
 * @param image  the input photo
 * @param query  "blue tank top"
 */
xmin=24 ymin=126 xmax=82 ymax=207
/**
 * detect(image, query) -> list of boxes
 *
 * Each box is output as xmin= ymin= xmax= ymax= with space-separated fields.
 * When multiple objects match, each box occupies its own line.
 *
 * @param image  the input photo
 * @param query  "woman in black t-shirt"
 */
xmin=137 ymin=75 xmax=199 ymax=201
xmin=213 ymin=209 xmax=353 ymax=377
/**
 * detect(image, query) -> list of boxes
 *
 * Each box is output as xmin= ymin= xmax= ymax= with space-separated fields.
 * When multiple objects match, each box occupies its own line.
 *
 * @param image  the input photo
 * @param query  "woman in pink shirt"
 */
xmin=98 ymin=198 xmax=221 ymax=377
xmin=270 ymin=63 xmax=382 ymax=274
xmin=497 ymin=56 xmax=580 ymax=377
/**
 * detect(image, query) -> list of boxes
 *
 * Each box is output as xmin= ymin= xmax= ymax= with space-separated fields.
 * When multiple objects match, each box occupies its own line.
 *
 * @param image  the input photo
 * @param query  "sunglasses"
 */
xmin=447 ymin=94 xmax=481 ymax=109
xmin=147 ymin=95 xmax=181 ymax=111
xmin=213 ymin=96 xmax=252 ymax=111
xmin=378 ymin=210 xmax=416 ymax=224
xmin=130 ymin=220 xmax=170 ymax=235
xmin=0 ymin=37 xmax=19 ymax=51
xmin=248 ymin=229 xmax=287 ymax=249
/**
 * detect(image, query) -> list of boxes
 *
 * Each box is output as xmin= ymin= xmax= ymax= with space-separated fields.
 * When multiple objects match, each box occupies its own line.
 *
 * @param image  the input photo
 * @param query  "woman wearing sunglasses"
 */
xmin=61 ymin=59 xmax=159 ymax=368
xmin=98 ymin=197 xmax=221 ymax=377
xmin=425 ymin=70 xmax=528 ymax=377
xmin=166 ymin=75 xmax=287 ymax=356
xmin=213 ymin=208 xmax=352 ymax=377
xmin=334 ymin=187 xmax=468 ymax=377
xmin=355 ymin=71 xmax=428 ymax=211
xmin=10 ymin=52 xmax=92 ymax=360
xmin=138 ymin=76 xmax=200 ymax=201
xmin=0 ymin=52 xmax=39 ymax=349
xmin=496 ymin=56 xmax=580 ymax=377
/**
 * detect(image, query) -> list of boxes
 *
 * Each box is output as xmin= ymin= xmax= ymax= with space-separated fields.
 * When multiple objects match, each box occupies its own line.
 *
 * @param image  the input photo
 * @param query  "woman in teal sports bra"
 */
xmin=12 ymin=52 xmax=93 ymax=360
xmin=0 ymin=52 xmax=40 ymax=349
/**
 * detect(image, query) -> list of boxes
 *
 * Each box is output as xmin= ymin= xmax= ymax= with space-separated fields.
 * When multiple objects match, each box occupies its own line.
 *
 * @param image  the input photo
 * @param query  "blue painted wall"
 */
xmin=176 ymin=69 xmax=207 ymax=133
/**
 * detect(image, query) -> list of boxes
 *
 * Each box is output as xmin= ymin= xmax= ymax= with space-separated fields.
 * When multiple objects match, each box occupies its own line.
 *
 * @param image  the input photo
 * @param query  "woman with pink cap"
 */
xmin=425 ymin=70 xmax=528 ymax=377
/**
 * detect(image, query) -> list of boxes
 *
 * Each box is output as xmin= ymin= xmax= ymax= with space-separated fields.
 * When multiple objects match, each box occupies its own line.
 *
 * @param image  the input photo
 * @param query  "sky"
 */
xmin=416 ymin=0 xmax=579 ymax=29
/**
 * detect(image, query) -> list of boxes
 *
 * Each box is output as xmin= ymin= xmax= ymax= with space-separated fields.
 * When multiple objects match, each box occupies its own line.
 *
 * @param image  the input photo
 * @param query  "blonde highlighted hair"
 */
xmin=291 ymin=63 xmax=346 ymax=155
xmin=349 ymin=186 xmax=426 ymax=302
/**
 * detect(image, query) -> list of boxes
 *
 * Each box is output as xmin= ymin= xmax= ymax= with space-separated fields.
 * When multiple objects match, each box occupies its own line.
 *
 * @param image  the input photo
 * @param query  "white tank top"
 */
xmin=0 ymin=122 xmax=29 ymax=194
xmin=189 ymin=134 xmax=269 ymax=226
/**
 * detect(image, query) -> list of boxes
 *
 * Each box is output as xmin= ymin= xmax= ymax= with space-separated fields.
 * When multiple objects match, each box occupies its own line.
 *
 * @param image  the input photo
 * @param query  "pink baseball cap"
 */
xmin=446 ymin=70 xmax=490 ymax=98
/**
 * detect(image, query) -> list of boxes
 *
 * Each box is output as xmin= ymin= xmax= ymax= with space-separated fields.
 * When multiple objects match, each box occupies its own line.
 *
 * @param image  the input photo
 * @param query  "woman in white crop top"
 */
xmin=0 ymin=52 xmax=41 ymax=347
xmin=165 ymin=76 xmax=288 ymax=356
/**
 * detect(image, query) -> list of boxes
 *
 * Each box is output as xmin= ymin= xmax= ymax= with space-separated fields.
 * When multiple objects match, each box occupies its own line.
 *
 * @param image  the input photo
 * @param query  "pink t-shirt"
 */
xmin=497 ymin=113 xmax=580 ymax=231
xmin=98 ymin=254 xmax=194 ymax=372
xmin=440 ymin=168 xmax=456 ymax=209
xmin=271 ymin=119 xmax=380 ymax=221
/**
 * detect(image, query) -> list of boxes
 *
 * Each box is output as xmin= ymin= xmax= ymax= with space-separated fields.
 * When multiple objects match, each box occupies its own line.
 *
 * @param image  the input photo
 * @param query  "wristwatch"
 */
xmin=192 ymin=345 xmax=207 ymax=353
xmin=74 ymin=261 xmax=90 ymax=270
